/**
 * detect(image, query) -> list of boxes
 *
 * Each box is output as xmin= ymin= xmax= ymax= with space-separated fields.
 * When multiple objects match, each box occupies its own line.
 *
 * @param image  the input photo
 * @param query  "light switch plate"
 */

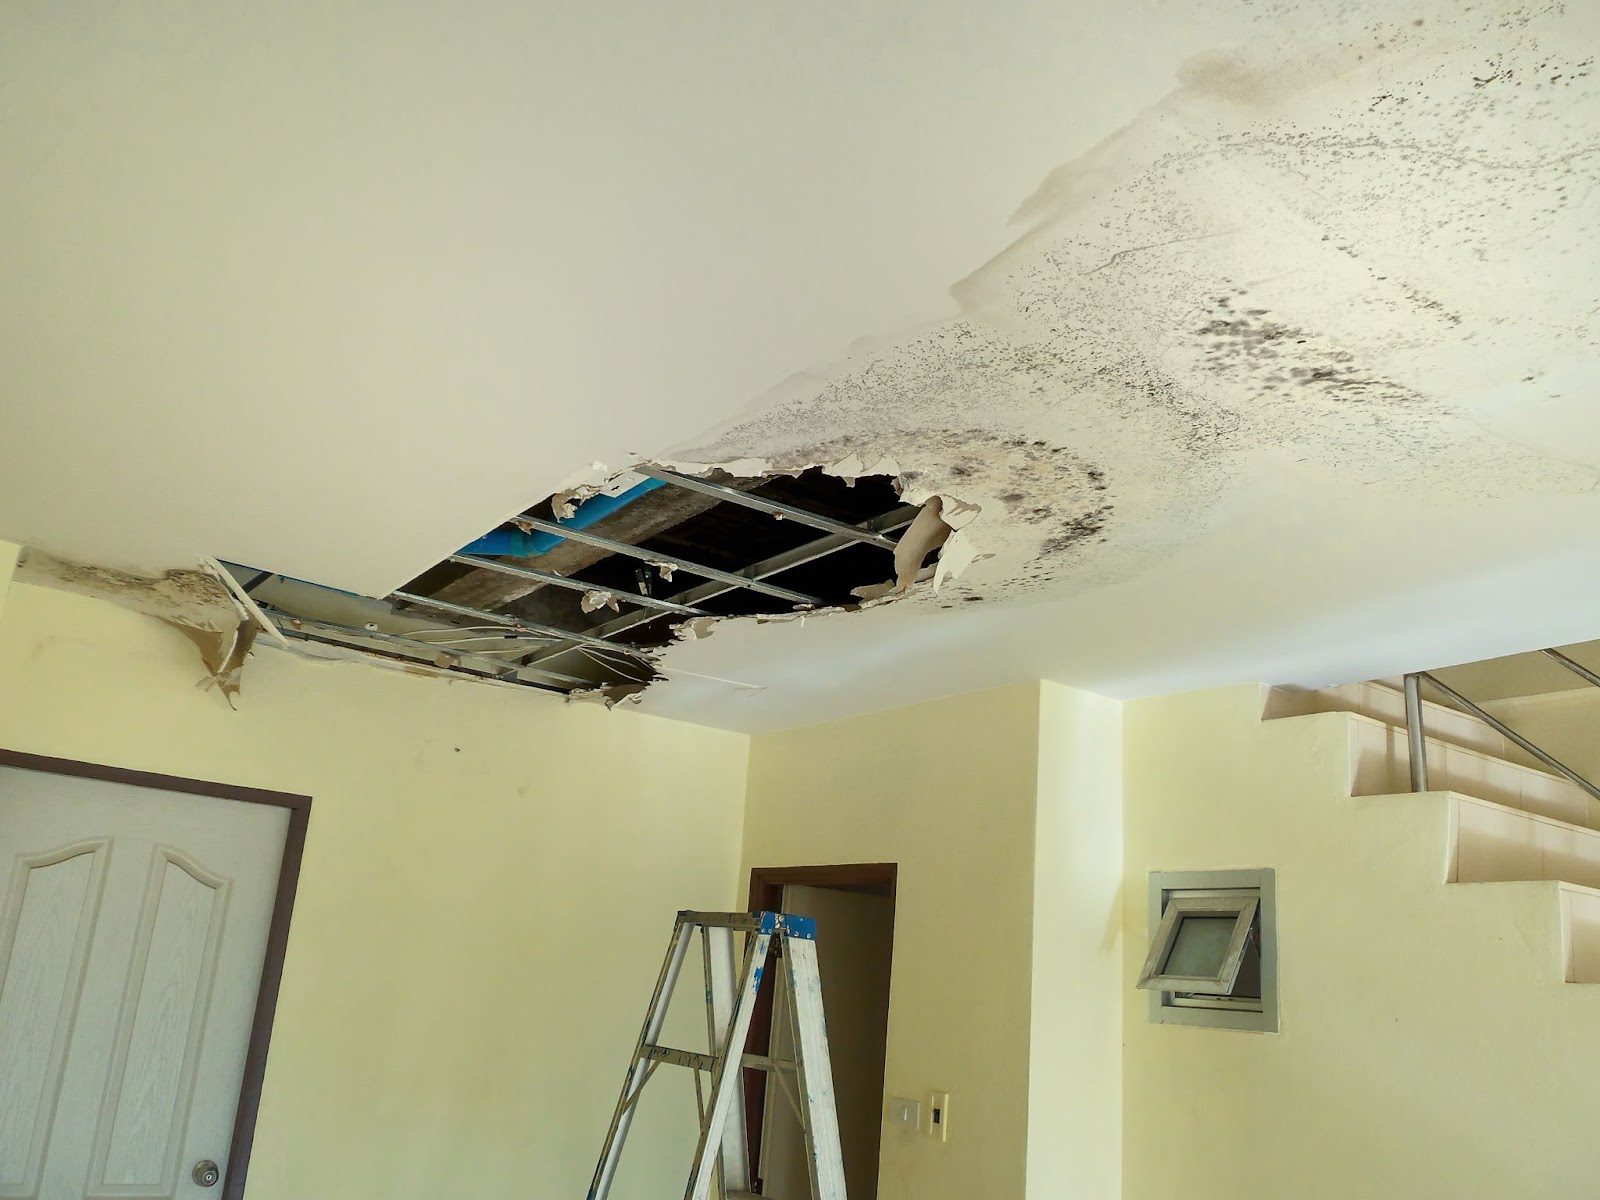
xmin=927 ymin=1090 xmax=950 ymax=1141
xmin=888 ymin=1096 xmax=921 ymax=1129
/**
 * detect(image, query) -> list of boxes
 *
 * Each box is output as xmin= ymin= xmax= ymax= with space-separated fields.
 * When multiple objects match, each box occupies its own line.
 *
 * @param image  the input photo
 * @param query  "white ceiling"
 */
xmin=3 ymin=1 xmax=1599 ymax=731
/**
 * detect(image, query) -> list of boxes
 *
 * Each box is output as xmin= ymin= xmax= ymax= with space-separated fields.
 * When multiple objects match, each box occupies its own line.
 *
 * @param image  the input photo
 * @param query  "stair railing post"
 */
xmin=1404 ymin=673 xmax=1429 ymax=792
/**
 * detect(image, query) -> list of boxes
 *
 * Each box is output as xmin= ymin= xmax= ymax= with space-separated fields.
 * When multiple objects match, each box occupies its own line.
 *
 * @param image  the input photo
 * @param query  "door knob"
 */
xmin=192 ymin=1160 xmax=220 ymax=1188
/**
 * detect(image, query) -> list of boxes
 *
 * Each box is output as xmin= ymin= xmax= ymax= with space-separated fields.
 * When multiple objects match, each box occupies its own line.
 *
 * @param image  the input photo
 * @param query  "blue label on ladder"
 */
xmin=779 ymin=913 xmax=817 ymax=940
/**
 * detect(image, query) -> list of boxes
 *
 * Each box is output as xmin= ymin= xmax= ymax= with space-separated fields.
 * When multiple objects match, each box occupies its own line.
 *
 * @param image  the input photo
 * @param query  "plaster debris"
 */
xmin=16 ymin=549 xmax=267 ymax=700
xmin=679 ymin=616 xmax=719 ymax=641
xmin=581 ymin=590 xmax=620 ymax=614
xmin=570 ymin=680 xmax=652 ymax=707
xmin=864 ymin=496 xmax=953 ymax=599
xmin=167 ymin=618 xmax=257 ymax=706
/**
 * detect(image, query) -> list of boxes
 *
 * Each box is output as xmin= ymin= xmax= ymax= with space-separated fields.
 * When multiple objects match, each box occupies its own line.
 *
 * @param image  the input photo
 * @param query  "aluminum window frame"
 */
xmin=1136 ymin=892 xmax=1258 ymax=994
xmin=1144 ymin=869 xmax=1278 ymax=1033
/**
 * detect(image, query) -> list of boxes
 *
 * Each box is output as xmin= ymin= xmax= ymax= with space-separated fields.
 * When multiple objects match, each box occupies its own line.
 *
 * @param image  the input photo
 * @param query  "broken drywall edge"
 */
xmin=650 ymin=452 xmax=983 ymax=595
xmin=197 ymin=555 xmax=291 ymax=649
xmin=18 ymin=549 xmax=240 ymax=632
xmin=161 ymin=616 xmax=257 ymax=706
xmin=567 ymin=680 xmax=652 ymax=707
xmin=16 ymin=548 xmax=269 ymax=702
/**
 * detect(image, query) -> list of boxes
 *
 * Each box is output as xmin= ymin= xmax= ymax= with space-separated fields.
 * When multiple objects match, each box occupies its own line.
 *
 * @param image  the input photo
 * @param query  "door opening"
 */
xmin=744 ymin=864 xmax=895 ymax=1200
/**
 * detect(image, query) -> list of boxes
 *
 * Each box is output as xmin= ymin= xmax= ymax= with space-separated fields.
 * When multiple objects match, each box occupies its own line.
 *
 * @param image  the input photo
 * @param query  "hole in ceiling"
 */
xmin=239 ymin=465 xmax=951 ymax=699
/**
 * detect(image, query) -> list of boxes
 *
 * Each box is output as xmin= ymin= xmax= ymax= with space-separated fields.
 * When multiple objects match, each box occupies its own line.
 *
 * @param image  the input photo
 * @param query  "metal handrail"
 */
xmin=1542 ymin=647 xmax=1600 ymax=692
xmin=1403 ymin=667 xmax=1600 ymax=806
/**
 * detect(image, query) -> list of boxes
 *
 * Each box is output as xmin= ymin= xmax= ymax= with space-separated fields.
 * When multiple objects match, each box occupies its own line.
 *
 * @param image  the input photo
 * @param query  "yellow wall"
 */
xmin=0 ymin=581 xmax=749 ymax=1200
xmin=1028 ymin=681 xmax=1122 ymax=1199
xmin=1122 ymin=684 xmax=1600 ymax=1200
xmin=0 ymin=540 xmax=18 ymax=623
xmin=742 ymin=681 xmax=1124 ymax=1200
xmin=744 ymin=684 xmax=1041 ymax=1200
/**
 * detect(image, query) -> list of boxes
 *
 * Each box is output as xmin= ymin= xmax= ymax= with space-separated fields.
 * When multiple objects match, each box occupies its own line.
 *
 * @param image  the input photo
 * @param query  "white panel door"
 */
xmin=0 ymin=766 xmax=289 ymax=1200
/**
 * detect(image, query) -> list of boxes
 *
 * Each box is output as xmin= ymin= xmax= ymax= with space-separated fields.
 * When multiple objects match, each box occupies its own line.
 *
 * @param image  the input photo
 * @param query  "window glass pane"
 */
xmin=1162 ymin=915 xmax=1236 ymax=977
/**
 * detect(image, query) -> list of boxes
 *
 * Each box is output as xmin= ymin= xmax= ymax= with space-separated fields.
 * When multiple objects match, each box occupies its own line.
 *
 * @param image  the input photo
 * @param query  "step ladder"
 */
xmin=586 ymin=910 xmax=847 ymax=1200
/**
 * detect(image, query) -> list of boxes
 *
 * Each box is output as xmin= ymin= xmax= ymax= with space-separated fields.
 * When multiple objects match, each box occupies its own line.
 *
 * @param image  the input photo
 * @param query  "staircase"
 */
xmin=1264 ymin=679 xmax=1600 ymax=984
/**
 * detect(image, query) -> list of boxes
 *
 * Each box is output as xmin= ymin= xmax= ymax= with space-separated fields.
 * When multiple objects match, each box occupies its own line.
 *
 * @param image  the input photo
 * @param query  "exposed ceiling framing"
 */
xmin=234 ymin=468 xmax=928 ymax=698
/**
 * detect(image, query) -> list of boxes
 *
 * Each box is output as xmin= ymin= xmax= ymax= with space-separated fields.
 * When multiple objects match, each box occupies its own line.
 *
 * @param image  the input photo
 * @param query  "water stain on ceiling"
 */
xmin=668 ymin=5 xmax=1600 ymax=620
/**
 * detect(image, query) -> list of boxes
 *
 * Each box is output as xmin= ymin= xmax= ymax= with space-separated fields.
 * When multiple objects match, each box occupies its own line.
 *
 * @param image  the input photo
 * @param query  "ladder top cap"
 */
xmin=674 ymin=910 xmax=817 ymax=939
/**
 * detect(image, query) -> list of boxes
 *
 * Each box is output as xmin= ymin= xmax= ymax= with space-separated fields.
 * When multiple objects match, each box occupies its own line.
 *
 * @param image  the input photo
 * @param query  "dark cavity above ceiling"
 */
xmin=239 ymin=467 xmax=930 ymax=697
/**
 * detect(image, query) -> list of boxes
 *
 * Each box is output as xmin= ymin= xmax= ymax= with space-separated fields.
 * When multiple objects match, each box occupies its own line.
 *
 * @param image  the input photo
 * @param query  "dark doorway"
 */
xmin=745 ymin=864 xmax=896 ymax=1199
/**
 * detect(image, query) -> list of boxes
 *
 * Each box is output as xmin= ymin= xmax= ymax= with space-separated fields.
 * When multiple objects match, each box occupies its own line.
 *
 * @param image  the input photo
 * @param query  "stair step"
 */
xmin=1561 ymin=882 xmax=1600 ymax=983
xmin=1452 ymin=794 xmax=1600 ymax=890
xmin=1449 ymin=879 xmax=1600 ymax=984
xmin=1346 ymin=713 xmax=1600 ymax=828
xmin=1266 ymin=680 xmax=1512 ymax=759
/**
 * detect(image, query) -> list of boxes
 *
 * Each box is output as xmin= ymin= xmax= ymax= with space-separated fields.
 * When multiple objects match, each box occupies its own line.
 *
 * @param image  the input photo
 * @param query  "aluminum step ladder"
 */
xmin=586 ymin=910 xmax=847 ymax=1200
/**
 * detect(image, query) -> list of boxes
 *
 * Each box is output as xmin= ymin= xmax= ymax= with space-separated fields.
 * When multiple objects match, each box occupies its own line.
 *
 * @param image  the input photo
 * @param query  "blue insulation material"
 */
xmin=460 ymin=476 xmax=667 ymax=557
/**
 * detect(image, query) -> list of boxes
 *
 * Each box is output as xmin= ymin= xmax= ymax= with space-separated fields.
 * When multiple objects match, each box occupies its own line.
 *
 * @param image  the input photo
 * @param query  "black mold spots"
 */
xmin=1038 ymin=503 xmax=1115 ymax=558
xmin=1194 ymin=297 xmax=1421 ymax=407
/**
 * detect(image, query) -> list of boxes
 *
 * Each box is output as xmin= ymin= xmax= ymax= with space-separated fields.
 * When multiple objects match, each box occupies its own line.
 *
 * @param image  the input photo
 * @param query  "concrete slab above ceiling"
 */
xmin=3 ymin=1 xmax=1599 ymax=732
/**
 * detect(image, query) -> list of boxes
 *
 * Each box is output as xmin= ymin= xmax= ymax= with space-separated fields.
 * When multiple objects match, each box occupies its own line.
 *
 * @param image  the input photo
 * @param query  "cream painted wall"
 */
xmin=743 ymin=684 xmax=1041 ymax=1200
xmin=742 ymin=681 xmax=1124 ymax=1199
xmin=0 ymin=581 xmax=749 ymax=1200
xmin=1028 ymin=682 xmax=1122 ymax=1199
xmin=1123 ymin=684 xmax=1600 ymax=1200
xmin=0 ymin=540 xmax=18 ymax=623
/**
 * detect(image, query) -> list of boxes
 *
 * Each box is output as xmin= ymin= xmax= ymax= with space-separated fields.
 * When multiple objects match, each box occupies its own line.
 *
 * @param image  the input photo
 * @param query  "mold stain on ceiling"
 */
xmin=6 ymin=0 xmax=1599 ymax=731
xmin=666 ymin=4 xmax=1599 ymax=614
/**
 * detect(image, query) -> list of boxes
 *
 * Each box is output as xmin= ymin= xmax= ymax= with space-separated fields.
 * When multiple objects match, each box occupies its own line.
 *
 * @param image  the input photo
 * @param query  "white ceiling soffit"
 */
xmin=4 ymin=1 xmax=1600 ymax=731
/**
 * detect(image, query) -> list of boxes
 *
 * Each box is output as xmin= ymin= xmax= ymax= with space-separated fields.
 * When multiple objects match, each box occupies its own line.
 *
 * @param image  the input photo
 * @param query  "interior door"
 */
xmin=0 ymin=765 xmax=289 ymax=1200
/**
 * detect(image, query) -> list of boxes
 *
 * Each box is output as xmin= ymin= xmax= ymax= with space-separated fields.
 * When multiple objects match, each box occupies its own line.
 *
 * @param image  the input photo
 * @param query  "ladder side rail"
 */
xmin=784 ymin=936 xmax=849 ymax=1200
xmin=704 ymin=926 xmax=753 ymax=1196
xmin=776 ymin=967 xmax=814 ymax=1150
xmin=684 ymin=929 xmax=773 ymax=1200
xmin=588 ymin=918 xmax=696 ymax=1200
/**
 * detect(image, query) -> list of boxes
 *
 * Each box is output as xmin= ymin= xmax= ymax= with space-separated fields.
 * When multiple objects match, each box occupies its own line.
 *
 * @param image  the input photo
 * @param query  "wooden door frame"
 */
xmin=742 ymin=862 xmax=897 ymax=1188
xmin=0 ymin=747 xmax=312 ymax=1200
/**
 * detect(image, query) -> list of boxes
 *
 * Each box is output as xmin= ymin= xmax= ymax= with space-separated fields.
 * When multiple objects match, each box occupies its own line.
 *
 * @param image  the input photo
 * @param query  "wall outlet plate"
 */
xmin=927 ymin=1090 xmax=950 ymax=1141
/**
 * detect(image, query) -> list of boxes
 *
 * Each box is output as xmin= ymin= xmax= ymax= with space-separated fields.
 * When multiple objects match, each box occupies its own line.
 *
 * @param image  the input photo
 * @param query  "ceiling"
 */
xmin=3 ymin=1 xmax=1599 ymax=731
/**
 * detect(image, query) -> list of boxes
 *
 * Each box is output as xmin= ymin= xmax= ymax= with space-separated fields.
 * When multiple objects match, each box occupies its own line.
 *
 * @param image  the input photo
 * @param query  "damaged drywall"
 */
xmin=14 ymin=549 xmax=279 ymax=704
xmin=558 ymin=484 xmax=962 ymax=708
xmin=661 ymin=7 xmax=1599 ymax=620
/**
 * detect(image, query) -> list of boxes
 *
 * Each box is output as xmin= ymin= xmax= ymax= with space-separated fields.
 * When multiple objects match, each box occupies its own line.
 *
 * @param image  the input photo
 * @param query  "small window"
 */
xmin=1142 ymin=870 xmax=1277 ymax=1032
xmin=1136 ymin=893 xmax=1257 ymax=994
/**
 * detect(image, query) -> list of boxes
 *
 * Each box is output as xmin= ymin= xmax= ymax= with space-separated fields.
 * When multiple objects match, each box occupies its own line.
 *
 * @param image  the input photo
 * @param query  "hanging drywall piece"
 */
xmin=165 ymin=617 xmax=258 ymax=707
xmin=851 ymin=496 xmax=953 ymax=601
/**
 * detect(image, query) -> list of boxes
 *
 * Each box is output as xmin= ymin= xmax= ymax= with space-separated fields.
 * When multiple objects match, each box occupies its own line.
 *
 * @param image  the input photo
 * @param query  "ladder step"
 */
xmin=741 ymin=1052 xmax=797 ymax=1073
xmin=643 ymin=1044 xmax=719 ymax=1072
